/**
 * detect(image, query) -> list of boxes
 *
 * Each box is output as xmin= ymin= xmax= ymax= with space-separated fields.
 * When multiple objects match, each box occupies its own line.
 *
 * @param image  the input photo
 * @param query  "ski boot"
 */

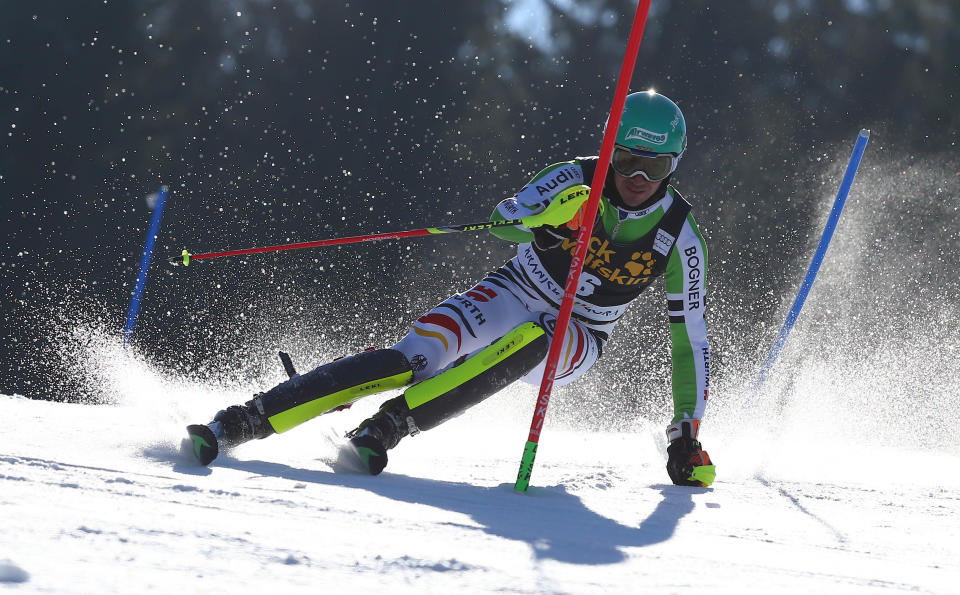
xmin=340 ymin=321 xmax=550 ymax=475
xmin=345 ymin=396 xmax=414 ymax=475
xmin=187 ymin=399 xmax=275 ymax=466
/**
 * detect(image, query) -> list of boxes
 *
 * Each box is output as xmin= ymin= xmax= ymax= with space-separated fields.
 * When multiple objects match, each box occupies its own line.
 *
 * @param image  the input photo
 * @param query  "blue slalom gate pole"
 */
xmin=746 ymin=130 xmax=870 ymax=404
xmin=123 ymin=185 xmax=169 ymax=347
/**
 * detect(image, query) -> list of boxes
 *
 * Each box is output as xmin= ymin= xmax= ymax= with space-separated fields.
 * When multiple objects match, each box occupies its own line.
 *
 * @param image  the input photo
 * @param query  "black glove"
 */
xmin=666 ymin=438 xmax=715 ymax=487
xmin=531 ymin=224 xmax=571 ymax=250
xmin=665 ymin=419 xmax=715 ymax=487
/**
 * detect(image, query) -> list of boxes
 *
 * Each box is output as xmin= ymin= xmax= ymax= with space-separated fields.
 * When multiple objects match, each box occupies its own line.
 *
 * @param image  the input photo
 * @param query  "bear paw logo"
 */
xmin=624 ymin=251 xmax=655 ymax=277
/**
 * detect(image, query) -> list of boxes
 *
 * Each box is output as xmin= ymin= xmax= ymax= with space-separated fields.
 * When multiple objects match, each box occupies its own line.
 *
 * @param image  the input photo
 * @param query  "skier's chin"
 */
xmin=614 ymin=173 xmax=659 ymax=207
xmin=620 ymin=185 xmax=657 ymax=207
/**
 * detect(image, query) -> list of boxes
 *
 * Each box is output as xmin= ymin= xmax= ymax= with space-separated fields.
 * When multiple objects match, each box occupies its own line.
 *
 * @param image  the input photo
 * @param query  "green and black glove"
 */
xmin=521 ymin=184 xmax=593 ymax=229
xmin=665 ymin=419 xmax=715 ymax=487
xmin=531 ymin=225 xmax=571 ymax=250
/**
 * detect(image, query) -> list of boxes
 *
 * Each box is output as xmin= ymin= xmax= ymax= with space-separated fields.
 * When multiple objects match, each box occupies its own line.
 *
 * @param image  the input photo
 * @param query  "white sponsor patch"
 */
xmin=577 ymin=272 xmax=601 ymax=297
xmin=624 ymin=127 xmax=667 ymax=145
xmin=653 ymin=228 xmax=676 ymax=255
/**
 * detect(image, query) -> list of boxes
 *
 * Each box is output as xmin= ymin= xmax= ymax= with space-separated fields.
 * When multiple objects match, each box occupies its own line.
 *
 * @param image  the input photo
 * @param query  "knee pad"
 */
xmin=401 ymin=321 xmax=548 ymax=432
xmin=255 ymin=349 xmax=413 ymax=433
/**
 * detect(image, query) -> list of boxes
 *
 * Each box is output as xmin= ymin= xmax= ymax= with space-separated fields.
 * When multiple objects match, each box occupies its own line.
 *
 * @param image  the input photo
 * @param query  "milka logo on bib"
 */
xmin=624 ymin=127 xmax=667 ymax=145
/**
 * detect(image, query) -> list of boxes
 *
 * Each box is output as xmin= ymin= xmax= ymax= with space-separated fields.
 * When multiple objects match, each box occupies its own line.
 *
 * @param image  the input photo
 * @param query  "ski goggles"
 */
xmin=610 ymin=146 xmax=679 ymax=182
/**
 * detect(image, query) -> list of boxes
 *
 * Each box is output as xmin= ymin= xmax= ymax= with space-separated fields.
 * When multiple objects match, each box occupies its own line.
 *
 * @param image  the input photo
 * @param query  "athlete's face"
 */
xmin=613 ymin=171 xmax=662 ymax=208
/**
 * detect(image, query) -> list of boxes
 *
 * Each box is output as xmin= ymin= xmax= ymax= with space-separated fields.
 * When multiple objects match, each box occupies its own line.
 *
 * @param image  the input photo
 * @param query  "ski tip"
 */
xmin=341 ymin=435 xmax=388 ymax=475
xmin=186 ymin=424 xmax=219 ymax=466
xmin=858 ymin=128 xmax=871 ymax=139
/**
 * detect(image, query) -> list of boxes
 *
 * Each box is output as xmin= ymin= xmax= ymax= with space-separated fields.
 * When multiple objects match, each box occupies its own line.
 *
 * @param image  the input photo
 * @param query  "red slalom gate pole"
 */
xmin=514 ymin=0 xmax=653 ymax=492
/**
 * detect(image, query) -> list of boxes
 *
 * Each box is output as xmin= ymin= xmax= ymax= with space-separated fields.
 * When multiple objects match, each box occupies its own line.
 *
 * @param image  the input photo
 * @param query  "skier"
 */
xmin=187 ymin=90 xmax=715 ymax=487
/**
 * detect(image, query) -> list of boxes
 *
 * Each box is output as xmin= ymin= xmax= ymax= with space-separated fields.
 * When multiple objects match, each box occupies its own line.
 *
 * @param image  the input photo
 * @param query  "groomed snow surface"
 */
xmin=2 ymin=347 xmax=959 ymax=595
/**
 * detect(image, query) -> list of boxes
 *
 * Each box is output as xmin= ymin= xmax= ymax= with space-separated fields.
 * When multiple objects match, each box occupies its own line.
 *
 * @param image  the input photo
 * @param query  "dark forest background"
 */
xmin=1 ymin=1 xmax=957 ymax=410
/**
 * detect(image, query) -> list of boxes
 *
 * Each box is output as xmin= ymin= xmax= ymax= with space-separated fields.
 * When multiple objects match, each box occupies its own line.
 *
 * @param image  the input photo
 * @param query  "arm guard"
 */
xmin=489 ymin=160 xmax=588 ymax=243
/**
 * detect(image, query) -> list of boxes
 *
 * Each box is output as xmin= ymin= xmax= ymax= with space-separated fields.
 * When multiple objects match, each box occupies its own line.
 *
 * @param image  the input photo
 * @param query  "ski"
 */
xmin=186 ymin=424 xmax=219 ymax=466
xmin=344 ymin=434 xmax=389 ymax=475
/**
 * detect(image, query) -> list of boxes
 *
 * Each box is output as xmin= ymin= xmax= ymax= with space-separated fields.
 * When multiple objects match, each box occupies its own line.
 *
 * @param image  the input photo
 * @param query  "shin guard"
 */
xmin=254 ymin=349 xmax=413 ymax=434
xmin=402 ymin=322 xmax=548 ymax=432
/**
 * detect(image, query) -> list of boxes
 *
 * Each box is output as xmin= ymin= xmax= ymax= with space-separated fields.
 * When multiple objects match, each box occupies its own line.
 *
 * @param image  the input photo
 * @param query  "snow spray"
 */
xmin=744 ymin=130 xmax=870 ymax=408
xmin=706 ymin=142 xmax=960 ymax=484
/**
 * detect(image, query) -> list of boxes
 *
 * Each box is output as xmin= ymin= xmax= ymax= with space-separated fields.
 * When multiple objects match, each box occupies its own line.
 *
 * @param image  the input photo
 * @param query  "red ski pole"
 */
xmin=514 ymin=0 xmax=653 ymax=492
xmin=171 ymin=217 xmax=528 ymax=266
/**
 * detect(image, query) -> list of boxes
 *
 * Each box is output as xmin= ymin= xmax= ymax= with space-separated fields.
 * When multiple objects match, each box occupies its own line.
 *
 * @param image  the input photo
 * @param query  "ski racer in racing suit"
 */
xmin=187 ymin=91 xmax=715 ymax=488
